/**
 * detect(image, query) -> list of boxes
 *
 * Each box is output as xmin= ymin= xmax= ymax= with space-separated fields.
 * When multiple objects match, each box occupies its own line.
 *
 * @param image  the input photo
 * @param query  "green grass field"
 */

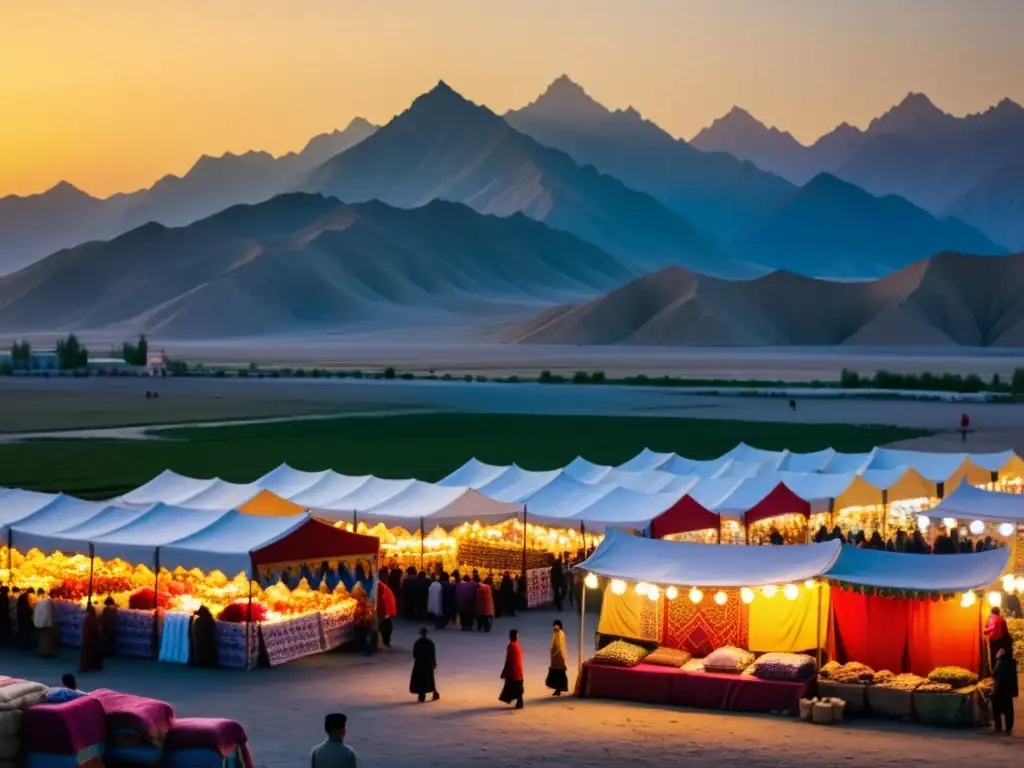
xmin=0 ymin=413 xmax=930 ymax=499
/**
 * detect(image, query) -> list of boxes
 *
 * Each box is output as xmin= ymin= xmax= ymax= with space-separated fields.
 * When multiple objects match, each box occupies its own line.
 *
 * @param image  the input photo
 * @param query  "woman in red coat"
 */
xmin=499 ymin=628 xmax=525 ymax=709
xmin=377 ymin=581 xmax=397 ymax=648
xmin=474 ymin=582 xmax=495 ymax=633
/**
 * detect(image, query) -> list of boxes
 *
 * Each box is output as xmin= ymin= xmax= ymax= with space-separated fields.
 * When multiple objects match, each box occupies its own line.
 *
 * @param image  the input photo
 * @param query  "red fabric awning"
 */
xmin=250 ymin=518 xmax=379 ymax=569
xmin=744 ymin=484 xmax=811 ymax=526
xmin=650 ymin=497 xmax=720 ymax=538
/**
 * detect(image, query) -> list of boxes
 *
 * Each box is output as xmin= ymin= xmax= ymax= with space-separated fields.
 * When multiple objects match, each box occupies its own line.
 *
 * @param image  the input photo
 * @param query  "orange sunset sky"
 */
xmin=2 ymin=0 xmax=1022 ymax=198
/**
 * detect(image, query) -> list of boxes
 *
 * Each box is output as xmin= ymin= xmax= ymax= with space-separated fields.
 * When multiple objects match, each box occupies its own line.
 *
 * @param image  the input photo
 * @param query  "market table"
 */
xmin=581 ymin=662 xmax=813 ymax=713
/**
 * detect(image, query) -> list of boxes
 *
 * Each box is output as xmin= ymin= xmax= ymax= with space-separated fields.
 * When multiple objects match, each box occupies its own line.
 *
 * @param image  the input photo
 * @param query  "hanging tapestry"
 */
xmin=661 ymin=589 xmax=749 ymax=656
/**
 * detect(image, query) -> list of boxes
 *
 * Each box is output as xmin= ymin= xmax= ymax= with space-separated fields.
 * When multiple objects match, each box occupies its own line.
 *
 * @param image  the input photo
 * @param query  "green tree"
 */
xmin=10 ymin=340 xmax=32 ymax=369
xmin=121 ymin=333 xmax=148 ymax=365
xmin=55 ymin=333 xmax=88 ymax=370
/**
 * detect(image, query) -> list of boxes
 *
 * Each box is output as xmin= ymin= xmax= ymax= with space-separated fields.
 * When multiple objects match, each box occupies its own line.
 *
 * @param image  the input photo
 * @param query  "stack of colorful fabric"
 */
xmin=115 ymin=609 xmax=155 ymax=658
xmin=216 ymin=620 xmax=257 ymax=670
xmin=53 ymin=601 xmax=86 ymax=648
xmin=525 ymin=568 xmax=552 ymax=608
xmin=0 ymin=677 xmax=50 ymax=768
xmin=89 ymin=689 xmax=174 ymax=767
xmin=165 ymin=718 xmax=254 ymax=768
xmin=20 ymin=694 xmax=106 ymax=768
xmin=158 ymin=612 xmax=192 ymax=665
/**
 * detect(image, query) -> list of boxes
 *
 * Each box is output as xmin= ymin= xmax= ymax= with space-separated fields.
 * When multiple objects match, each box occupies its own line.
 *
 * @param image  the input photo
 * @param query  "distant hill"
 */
xmin=507 ymin=251 xmax=1024 ymax=347
xmin=0 ymin=119 xmax=378 ymax=275
xmin=505 ymin=77 xmax=795 ymax=244
xmin=0 ymin=193 xmax=633 ymax=338
xmin=302 ymin=81 xmax=746 ymax=277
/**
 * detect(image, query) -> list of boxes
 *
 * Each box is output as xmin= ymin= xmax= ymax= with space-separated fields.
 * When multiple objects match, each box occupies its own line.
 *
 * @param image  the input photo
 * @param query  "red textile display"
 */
xmin=250 ymin=519 xmax=379 ymax=569
xmin=662 ymin=589 xmax=749 ymax=656
xmin=906 ymin=598 xmax=982 ymax=676
xmin=582 ymin=662 xmax=812 ymax=713
xmin=744 ymin=484 xmax=810 ymax=526
xmin=650 ymin=497 xmax=720 ymax=539
xmin=828 ymin=589 xmax=910 ymax=673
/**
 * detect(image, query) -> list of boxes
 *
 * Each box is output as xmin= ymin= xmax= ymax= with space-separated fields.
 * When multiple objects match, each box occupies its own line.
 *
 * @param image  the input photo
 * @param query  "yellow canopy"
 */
xmin=238 ymin=489 xmax=306 ymax=517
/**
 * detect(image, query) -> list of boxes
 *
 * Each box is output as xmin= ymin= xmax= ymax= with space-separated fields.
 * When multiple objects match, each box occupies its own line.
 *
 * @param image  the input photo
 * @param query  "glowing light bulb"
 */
xmin=647 ymin=586 xmax=660 ymax=602
xmin=610 ymin=579 xmax=626 ymax=595
xmin=916 ymin=515 xmax=930 ymax=531
xmin=784 ymin=584 xmax=799 ymax=600
xmin=942 ymin=517 xmax=957 ymax=530
xmin=987 ymin=591 xmax=1002 ymax=607
xmin=969 ymin=520 xmax=985 ymax=535
xmin=762 ymin=585 xmax=778 ymax=598
xmin=665 ymin=586 xmax=679 ymax=600
xmin=714 ymin=590 xmax=727 ymax=606
xmin=1016 ymin=577 xmax=1024 ymax=594
xmin=635 ymin=582 xmax=650 ymax=596
xmin=584 ymin=573 xmax=599 ymax=590
xmin=688 ymin=587 xmax=703 ymax=604
xmin=998 ymin=523 xmax=1014 ymax=537
xmin=960 ymin=591 xmax=976 ymax=608
xmin=740 ymin=587 xmax=755 ymax=604
xmin=1003 ymin=574 xmax=1016 ymax=593
xmin=803 ymin=580 xmax=816 ymax=589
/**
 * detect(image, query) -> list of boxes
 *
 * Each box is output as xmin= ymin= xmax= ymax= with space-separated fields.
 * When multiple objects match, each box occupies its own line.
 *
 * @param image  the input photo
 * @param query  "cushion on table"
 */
xmin=591 ymin=640 xmax=650 ymax=668
xmin=644 ymin=647 xmax=692 ymax=668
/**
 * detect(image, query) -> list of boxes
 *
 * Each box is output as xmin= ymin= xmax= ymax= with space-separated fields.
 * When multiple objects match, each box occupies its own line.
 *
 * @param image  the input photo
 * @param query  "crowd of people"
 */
xmin=810 ymin=524 xmax=1008 ymax=555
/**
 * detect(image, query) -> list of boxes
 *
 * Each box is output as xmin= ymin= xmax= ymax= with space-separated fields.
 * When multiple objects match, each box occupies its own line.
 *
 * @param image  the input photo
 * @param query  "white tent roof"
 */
xmin=572 ymin=487 xmax=689 ymax=528
xmin=967 ymin=450 xmax=1019 ymax=473
xmin=563 ymin=457 xmax=613 ymax=483
xmin=10 ymin=504 xmax=151 ymax=557
xmin=821 ymin=451 xmax=874 ymax=474
xmin=826 ymin=544 xmax=1009 ymax=591
xmin=579 ymin=528 xmax=842 ymax=587
xmin=930 ymin=484 xmax=1024 ymax=523
xmin=724 ymin=442 xmax=784 ymax=465
xmin=312 ymin=477 xmax=416 ymax=513
xmin=778 ymin=448 xmax=837 ymax=473
xmin=175 ymin=479 xmax=264 ymax=510
xmin=712 ymin=476 xmax=786 ymax=515
xmin=659 ymin=455 xmax=734 ymax=478
xmin=159 ymin=510 xmax=309 ymax=576
xmin=866 ymin=449 xmax=971 ymax=483
xmin=9 ymin=495 xmax=114 ymax=553
xmin=288 ymin=473 xmax=372 ymax=508
xmin=357 ymin=483 xmax=521 ymax=529
xmin=89 ymin=504 xmax=231 ymax=566
xmin=687 ymin=477 xmax=746 ymax=508
xmin=523 ymin=474 xmax=618 ymax=525
xmin=439 ymin=459 xmax=512 ymax=488
xmin=616 ymin=449 xmax=675 ymax=473
xmin=255 ymin=464 xmax=333 ymax=498
xmin=475 ymin=466 xmax=562 ymax=503
xmin=0 ymin=489 xmax=59 ymax=536
xmin=119 ymin=470 xmax=218 ymax=506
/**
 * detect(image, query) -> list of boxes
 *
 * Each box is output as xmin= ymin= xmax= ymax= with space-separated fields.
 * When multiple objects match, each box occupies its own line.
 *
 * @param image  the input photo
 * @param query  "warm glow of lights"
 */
xmin=916 ymin=515 xmax=930 ymax=531
xmin=803 ymin=580 xmax=816 ymax=589
xmin=942 ymin=517 xmax=957 ymax=530
xmin=584 ymin=573 xmax=599 ymax=590
xmin=969 ymin=520 xmax=985 ymax=535
xmin=610 ymin=579 xmax=626 ymax=595
xmin=635 ymin=582 xmax=651 ymax=596
xmin=960 ymin=591 xmax=976 ymax=608
xmin=689 ymin=587 xmax=703 ymax=604
xmin=1003 ymin=574 xmax=1016 ymax=593
xmin=1016 ymin=577 xmax=1024 ymax=593
xmin=648 ymin=586 xmax=660 ymax=602
xmin=665 ymin=586 xmax=678 ymax=600
xmin=998 ymin=523 xmax=1014 ymax=537
xmin=762 ymin=585 xmax=778 ymax=598
xmin=714 ymin=590 xmax=727 ymax=605
xmin=987 ymin=591 xmax=1002 ymax=607
xmin=784 ymin=584 xmax=799 ymax=600
xmin=740 ymin=587 xmax=755 ymax=604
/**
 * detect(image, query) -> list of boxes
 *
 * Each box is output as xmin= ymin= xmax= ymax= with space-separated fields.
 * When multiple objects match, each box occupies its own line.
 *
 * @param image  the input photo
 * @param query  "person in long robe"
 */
xmin=550 ymin=557 xmax=565 ymax=611
xmin=829 ymin=526 xmax=846 ymax=544
xmin=387 ymin=565 xmax=403 ymax=618
xmin=377 ymin=581 xmax=397 ymax=648
xmin=100 ymin=596 xmax=118 ymax=658
xmin=79 ymin=604 xmax=104 ymax=672
xmin=440 ymin=572 xmax=456 ymax=629
xmin=401 ymin=568 xmax=418 ymax=621
xmin=0 ymin=586 xmax=9 ymax=648
xmin=34 ymin=589 xmax=57 ymax=658
xmin=410 ymin=628 xmax=439 ymax=702
xmin=545 ymin=619 xmax=569 ymax=696
xmin=991 ymin=647 xmax=1017 ymax=735
xmin=487 ymin=574 xmax=502 ymax=619
xmin=499 ymin=573 xmax=516 ymax=618
xmin=813 ymin=525 xmax=829 ymax=543
xmin=192 ymin=605 xmax=218 ymax=668
xmin=499 ymin=628 xmax=525 ymax=709
xmin=15 ymin=588 xmax=32 ymax=650
xmin=415 ymin=571 xmax=430 ymax=621
xmin=985 ymin=606 xmax=1012 ymax=661
xmin=475 ymin=581 xmax=495 ymax=632
xmin=427 ymin=576 xmax=443 ymax=629
xmin=456 ymin=575 xmax=476 ymax=631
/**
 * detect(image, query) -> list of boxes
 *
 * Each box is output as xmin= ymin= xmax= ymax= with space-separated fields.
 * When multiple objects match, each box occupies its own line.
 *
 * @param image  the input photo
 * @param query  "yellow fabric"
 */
xmin=237 ymin=490 xmax=305 ymax=517
xmin=748 ymin=583 xmax=830 ymax=653
xmin=597 ymin=587 xmax=663 ymax=643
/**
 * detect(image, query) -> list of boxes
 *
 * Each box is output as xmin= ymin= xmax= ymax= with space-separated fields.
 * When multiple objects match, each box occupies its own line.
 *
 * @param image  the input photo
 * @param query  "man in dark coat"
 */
xmin=410 ymin=628 xmax=439 ymax=703
xmin=440 ymin=572 xmax=457 ymax=628
xmin=100 ymin=596 xmax=118 ymax=657
xmin=550 ymin=556 xmax=565 ymax=611
xmin=991 ymin=647 xmax=1017 ymax=735
xmin=499 ymin=572 xmax=517 ymax=618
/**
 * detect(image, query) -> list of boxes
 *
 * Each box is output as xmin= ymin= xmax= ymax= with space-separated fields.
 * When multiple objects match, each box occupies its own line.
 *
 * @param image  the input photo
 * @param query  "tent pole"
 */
xmin=152 ymin=550 xmax=161 ymax=660
xmin=717 ymin=518 xmax=722 ymax=544
xmin=245 ymin=570 xmax=254 ymax=671
xmin=744 ymin=519 xmax=750 ymax=546
xmin=815 ymin=580 xmax=823 ymax=670
xmin=5 ymin=530 xmax=11 ymax=583
xmin=580 ymin=522 xmax=585 ymax=560
xmin=353 ymin=511 xmax=358 ymax=531
xmin=87 ymin=545 xmax=95 ymax=606
xmin=419 ymin=517 xmax=425 ymax=572
xmin=576 ymin=572 xmax=587 ymax=693
xmin=521 ymin=506 xmax=528 ymax=580
xmin=881 ymin=489 xmax=889 ymax=541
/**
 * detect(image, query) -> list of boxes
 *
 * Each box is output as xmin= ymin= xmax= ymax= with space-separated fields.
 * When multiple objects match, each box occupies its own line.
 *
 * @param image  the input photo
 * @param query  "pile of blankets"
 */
xmin=0 ymin=677 xmax=51 ymax=768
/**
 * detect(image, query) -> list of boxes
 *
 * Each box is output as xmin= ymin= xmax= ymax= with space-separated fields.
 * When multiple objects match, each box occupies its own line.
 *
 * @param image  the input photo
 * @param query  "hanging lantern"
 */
xmin=987 ymin=591 xmax=1002 ymax=608
xmin=803 ymin=580 xmax=816 ymax=589
xmin=610 ymin=579 xmax=626 ymax=595
xmin=689 ymin=587 xmax=704 ymax=604
xmin=916 ymin=515 xmax=930 ymax=531
xmin=998 ymin=523 xmax=1014 ymax=537
xmin=647 ymin=586 xmax=660 ymax=601
xmin=665 ymin=586 xmax=679 ymax=600
xmin=635 ymin=582 xmax=651 ymax=596
xmin=762 ymin=585 xmax=778 ymax=598
xmin=969 ymin=520 xmax=985 ymax=535
xmin=784 ymin=584 xmax=799 ymax=600
xmin=960 ymin=591 xmax=976 ymax=608
xmin=584 ymin=573 xmax=599 ymax=590
xmin=942 ymin=517 xmax=957 ymax=530
xmin=740 ymin=587 xmax=755 ymax=604
xmin=714 ymin=590 xmax=728 ymax=606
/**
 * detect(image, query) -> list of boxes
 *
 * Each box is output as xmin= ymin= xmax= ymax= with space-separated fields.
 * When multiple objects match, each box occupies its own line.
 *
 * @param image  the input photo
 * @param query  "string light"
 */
xmin=647 ymin=586 xmax=660 ymax=602
xmin=665 ymin=586 xmax=679 ymax=600
xmin=942 ymin=518 xmax=957 ymax=530
xmin=1017 ymin=577 xmax=1024 ymax=593
xmin=960 ymin=591 xmax=976 ymax=608
xmin=584 ymin=573 xmax=599 ymax=589
xmin=916 ymin=515 xmax=930 ymax=531
xmin=969 ymin=520 xmax=984 ymax=535
xmin=1002 ymin=574 xmax=1016 ymax=593
xmin=740 ymin=587 xmax=755 ymax=604
xmin=714 ymin=590 xmax=727 ymax=606
xmin=610 ymin=579 xmax=626 ymax=595
xmin=762 ymin=585 xmax=778 ymax=598
xmin=635 ymin=582 xmax=651 ymax=596
xmin=784 ymin=584 xmax=799 ymax=600
xmin=803 ymin=580 xmax=816 ymax=589
xmin=998 ymin=523 xmax=1014 ymax=537
xmin=987 ymin=591 xmax=1002 ymax=608
xmin=689 ymin=587 xmax=704 ymax=604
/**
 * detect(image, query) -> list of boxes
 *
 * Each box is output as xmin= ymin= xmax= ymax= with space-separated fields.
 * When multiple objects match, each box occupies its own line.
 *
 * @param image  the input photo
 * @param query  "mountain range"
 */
xmin=0 ymin=119 xmax=378 ymax=274
xmin=693 ymin=93 xmax=1024 ymax=249
xmin=0 ymin=194 xmax=632 ymax=338
xmin=507 ymin=251 xmax=1024 ymax=348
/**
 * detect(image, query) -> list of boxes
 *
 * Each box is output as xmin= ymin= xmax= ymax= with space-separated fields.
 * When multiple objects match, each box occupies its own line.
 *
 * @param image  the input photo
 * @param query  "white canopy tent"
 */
xmin=174 ymin=479 xmax=265 ymax=511
xmin=474 ymin=466 xmax=563 ymax=503
xmin=929 ymin=484 xmax=1024 ymax=523
xmin=0 ymin=489 xmax=60 ymax=537
xmin=119 ymin=470 xmax=218 ymax=506
xmin=89 ymin=504 xmax=231 ymax=567
xmin=10 ymin=503 xmax=151 ymax=558
xmin=438 ymin=459 xmax=509 ymax=488
xmin=253 ymin=464 xmax=333 ymax=499
xmin=356 ymin=483 xmax=522 ymax=530
xmin=8 ymin=495 xmax=113 ymax=552
xmin=288 ymin=473 xmax=372 ymax=509
xmin=825 ymin=544 xmax=1009 ymax=592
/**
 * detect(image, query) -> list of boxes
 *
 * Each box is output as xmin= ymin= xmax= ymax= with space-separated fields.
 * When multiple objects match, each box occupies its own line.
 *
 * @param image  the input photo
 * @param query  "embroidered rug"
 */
xmin=661 ymin=590 xmax=749 ymax=656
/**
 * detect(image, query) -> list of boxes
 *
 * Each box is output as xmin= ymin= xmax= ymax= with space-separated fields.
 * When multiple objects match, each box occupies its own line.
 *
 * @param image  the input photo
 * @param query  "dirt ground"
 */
xmin=2 ymin=607 xmax=1018 ymax=768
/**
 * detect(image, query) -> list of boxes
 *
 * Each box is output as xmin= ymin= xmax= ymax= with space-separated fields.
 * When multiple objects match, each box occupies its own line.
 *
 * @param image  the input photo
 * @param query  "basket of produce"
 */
xmin=867 ymin=674 xmax=924 ymax=718
xmin=926 ymin=666 xmax=977 ymax=689
xmin=913 ymin=684 xmax=978 ymax=727
xmin=817 ymin=681 xmax=867 ymax=712
xmin=811 ymin=700 xmax=834 ymax=724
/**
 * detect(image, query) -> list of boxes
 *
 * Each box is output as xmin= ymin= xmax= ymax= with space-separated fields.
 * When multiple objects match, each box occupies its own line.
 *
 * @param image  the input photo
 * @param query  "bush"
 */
xmin=840 ymin=368 xmax=862 ymax=388
xmin=55 ymin=333 xmax=88 ymax=370
xmin=215 ymin=369 xmax=226 ymax=378
xmin=237 ymin=369 xmax=248 ymax=378
xmin=0 ymin=362 xmax=12 ymax=376
xmin=442 ymin=373 xmax=453 ymax=381
xmin=475 ymin=375 xmax=488 ymax=382
xmin=463 ymin=374 xmax=473 ymax=382
xmin=383 ymin=366 xmax=396 ymax=380
xmin=400 ymin=372 xmax=414 ymax=380
xmin=351 ymin=370 xmax=363 ymax=379
xmin=573 ymin=371 xmax=590 ymax=384
xmin=295 ymin=368 xmax=307 ymax=378
xmin=591 ymin=371 xmax=606 ymax=384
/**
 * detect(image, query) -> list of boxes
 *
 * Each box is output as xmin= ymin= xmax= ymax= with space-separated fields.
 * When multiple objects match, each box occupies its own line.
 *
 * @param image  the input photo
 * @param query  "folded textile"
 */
xmin=0 ymin=710 xmax=21 ymax=738
xmin=22 ymin=748 xmax=104 ymax=768
xmin=88 ymin=690 xmax=174 ymax=743
xmin=21 ymin=696 xmax=106 ymax=755
xmin=165 ymin=747 xmax=241 ymax=768
xmin=158 ymin=612 xmax=191 ymax=665
xmin=0 ymin=681 xmax=49 ymax=712
xmin=165 ymin=718 xmax=253 ymax=768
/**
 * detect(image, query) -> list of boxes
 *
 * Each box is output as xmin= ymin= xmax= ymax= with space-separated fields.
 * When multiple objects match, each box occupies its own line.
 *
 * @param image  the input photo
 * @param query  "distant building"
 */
xmin=147 ymin=350 xmax=167 ymax=376
xmin=1 ymin=345 xmax=58 ymax=370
